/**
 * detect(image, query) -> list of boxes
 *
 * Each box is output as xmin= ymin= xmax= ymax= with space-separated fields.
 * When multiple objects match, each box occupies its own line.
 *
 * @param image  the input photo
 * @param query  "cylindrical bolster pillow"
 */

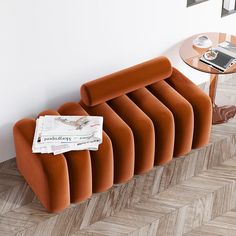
xmin=81 ymin=56 xmax=172 ymax=106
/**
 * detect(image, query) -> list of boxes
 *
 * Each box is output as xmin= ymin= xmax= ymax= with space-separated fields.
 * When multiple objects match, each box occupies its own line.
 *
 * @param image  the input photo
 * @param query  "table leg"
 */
xmin=209 ymin=74 xmax=218 ymax=105
xmin=209 ymin=74 xmax=236 ymax=125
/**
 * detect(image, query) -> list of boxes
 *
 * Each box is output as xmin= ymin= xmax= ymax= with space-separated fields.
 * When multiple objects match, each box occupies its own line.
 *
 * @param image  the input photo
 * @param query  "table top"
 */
xmin=179 ymin=32 xmax=236 ymax=75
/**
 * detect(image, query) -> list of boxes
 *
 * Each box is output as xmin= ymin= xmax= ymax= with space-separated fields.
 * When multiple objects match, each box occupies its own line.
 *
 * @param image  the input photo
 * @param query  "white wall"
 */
xmin=0 ymin=0 xmax=235 ymax=162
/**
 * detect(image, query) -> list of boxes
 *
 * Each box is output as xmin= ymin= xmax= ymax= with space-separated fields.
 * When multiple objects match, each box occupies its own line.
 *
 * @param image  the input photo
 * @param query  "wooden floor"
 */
xmin=78 ymin=157 xmax=236 ymax=236
xmin=185 ymin=208 xmax=236 ymax=236
xmin=1 ymin=78 xmax=236 ymax=236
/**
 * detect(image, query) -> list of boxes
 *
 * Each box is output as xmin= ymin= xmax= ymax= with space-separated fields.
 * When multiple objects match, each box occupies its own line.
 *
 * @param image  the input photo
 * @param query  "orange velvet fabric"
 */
xmin=13 ymin=119 xmax=70 ymax=213
xmin=58 ymin=102 xmax=114 ymax=193
xmin=108 ymin=95 xmax=155 ymax=174
xmin=13 ymin=56 xmax=212 ymax=213
xmin=80 ymin=101 xmax=135 ymax=184
xmin=38 ymin=110 xmax=92 ymax=203
xmin=81 ymin=57 xmax=172 ymax=106
xmin=166 ymin=68 xmax=212 ymax=148
xmin=128 ymin=88 xmax=175 ymax=165
xmin=148 ymin=80 xmax=194 ymax=157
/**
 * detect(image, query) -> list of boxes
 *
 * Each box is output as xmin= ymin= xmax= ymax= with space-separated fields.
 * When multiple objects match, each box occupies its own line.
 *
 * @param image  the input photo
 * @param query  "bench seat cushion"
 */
xmin=58 ymin=102 xmax=114 ymax=193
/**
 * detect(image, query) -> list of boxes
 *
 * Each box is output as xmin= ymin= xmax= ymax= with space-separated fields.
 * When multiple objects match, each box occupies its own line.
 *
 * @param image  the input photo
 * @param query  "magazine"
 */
xmin=218 ymin=41 xmax=236 ymax=58
xmin=199 ymin=40 xmax=236 ymax=72
xmin=32 ymin=115 xmax=103 ymax=155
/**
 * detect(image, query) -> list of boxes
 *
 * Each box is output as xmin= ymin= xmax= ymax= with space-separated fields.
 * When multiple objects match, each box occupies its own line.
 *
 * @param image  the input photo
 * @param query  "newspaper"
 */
xmin=32 ymin=115 xmax=103 ymax=155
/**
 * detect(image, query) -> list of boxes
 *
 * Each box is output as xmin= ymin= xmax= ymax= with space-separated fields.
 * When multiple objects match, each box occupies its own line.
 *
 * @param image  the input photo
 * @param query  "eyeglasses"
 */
xmin=204 ymin=50 xmax=218 ymax=61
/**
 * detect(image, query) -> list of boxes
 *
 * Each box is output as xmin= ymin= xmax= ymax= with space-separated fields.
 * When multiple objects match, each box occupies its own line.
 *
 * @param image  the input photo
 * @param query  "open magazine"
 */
xmin=32 ymin=115 xmax=103 ymax=155
xmin=218 ymin=41 xmax=236 ymax=57
xmin=200 ymin=41 xmax=236 ymax=72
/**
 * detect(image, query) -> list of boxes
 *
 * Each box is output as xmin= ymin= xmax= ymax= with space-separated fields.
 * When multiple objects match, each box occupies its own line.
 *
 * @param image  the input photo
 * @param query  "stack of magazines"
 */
xmin=200 ymin=41 xmax=236 ymax=72
xmin=32 ymin=115 xmax=103 ymax=155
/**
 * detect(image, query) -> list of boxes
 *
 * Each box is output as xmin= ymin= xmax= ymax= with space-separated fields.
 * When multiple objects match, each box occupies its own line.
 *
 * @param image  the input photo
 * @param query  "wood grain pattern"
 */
xmin=79 ymin=158 xmax=236 ymax=235
xmin=185 ymin=209 xmax=236 ymax=236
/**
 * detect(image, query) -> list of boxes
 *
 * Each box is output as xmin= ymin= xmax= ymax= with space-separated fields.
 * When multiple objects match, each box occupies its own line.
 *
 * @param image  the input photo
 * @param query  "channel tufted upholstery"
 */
xmin=13 ymin=118 xmax=70 ymax=213
xmin=166 ymin=68 xmax=212 ymax=148
xmin=147 ymin=80 xmax=194 ymax=157
xmin=13 ymin=56 xmax=212 ymax=212
xmin=128 ymin=87 xmax=175 ymax=166
xmin=80 ymin=101 xmax=135 ymax=184
xmin=108 ymin=95 xmax=155 ymax=174
xmin=58 ymin=102 xmax=114 ymax=193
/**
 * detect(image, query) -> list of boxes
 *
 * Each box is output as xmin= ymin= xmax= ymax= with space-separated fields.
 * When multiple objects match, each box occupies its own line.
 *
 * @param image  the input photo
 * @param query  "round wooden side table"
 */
xmin=180 ymin=32 xmax=236 ymax=124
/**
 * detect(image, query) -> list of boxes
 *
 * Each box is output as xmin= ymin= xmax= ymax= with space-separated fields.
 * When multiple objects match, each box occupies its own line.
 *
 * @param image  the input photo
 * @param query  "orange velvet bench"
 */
xmin=80 ymin=56 xmax=212 ymax=166
xmin=13 ymin=56 xmax=212 ymax=213
xmin=13 ymin=104 xmax=113 ymax=212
